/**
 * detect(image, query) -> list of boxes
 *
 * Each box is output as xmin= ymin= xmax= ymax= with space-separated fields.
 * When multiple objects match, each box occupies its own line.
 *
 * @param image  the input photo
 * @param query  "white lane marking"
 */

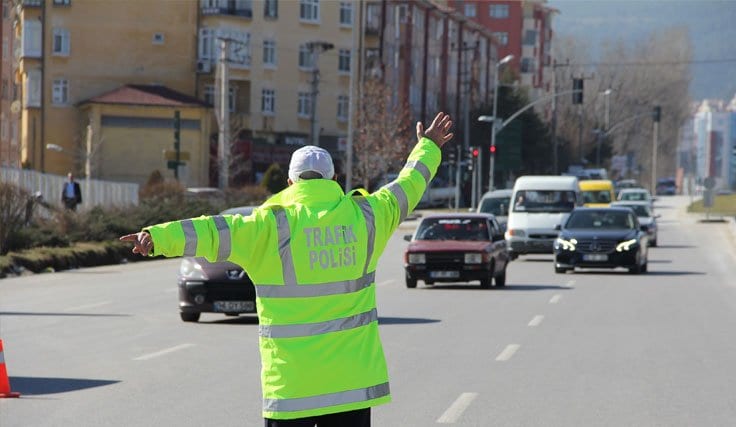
xmin=377 ymin=279 xmax=395 ymax=287
xmin=63 ymin=301 xmax=112 ymax=312
xmin=549 ymin=294 xmax=562 ymax=304
xmin=528 ymin=315 xmax=544 ymax=327
xmin=133 ymin=343 xmax=195 ymax=361
xmin=436 ymin=392 xmax=479 ymax=424
xmin=495 ymin=344 xmax=520 ymax=361
xmin=564 ymin=280 xmax=576 ymax=288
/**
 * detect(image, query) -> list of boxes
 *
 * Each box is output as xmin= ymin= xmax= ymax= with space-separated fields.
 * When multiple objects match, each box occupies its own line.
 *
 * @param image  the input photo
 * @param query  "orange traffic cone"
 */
xmin=0 ymin=339 xmax=21 ymax=398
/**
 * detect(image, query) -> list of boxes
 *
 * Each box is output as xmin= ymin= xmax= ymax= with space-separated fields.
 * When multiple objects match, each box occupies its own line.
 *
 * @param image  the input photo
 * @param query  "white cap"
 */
xmin=288 ymin=145 xmax=335 ymax=183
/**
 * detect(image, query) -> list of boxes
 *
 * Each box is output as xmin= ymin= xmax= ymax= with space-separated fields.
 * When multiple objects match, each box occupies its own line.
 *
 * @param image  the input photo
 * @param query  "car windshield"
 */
xmin=620 ymin=191 xmax=649 ymax=201
xmin=582 ymin=190 xmax=612 ymax=204
xmin=415 ymin=218 xmax=490 ymax=241
xmin=618 ymin=204 xmax=651 ymax=217
xmin=478 ymin=197 xmax=511 ymax=216
xmin=512 ymin=190 xmax=576 ymax=213
xmin=566 ymin=210 xmax=636 ymax=230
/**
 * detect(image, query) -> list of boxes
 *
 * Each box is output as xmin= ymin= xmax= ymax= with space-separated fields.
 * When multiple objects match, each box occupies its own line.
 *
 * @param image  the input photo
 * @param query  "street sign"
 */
xmin=163 ymin=150 xmax=191 ymax=161
xmin=703 ymin=189 xmax=714 ymax=208
xmin=704 ymin=176 xmax=716 ymax=190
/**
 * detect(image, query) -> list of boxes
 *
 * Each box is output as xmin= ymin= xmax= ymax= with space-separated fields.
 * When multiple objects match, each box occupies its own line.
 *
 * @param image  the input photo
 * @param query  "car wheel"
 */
xmin=555 ymin=266 xmax=567 ymax=274
xmin=628 ymin=263 xmax=642 ymax=274
xmin=650 ymin=239 xmax=657 ymax=247
xmin=480 ymin=277 xmax=492 ymax=289
xmin=494 ymin=267 xmax=507 ymax=287
xmin=406 ymin=277 xmax=417 ymax=288
xmin=641 ymin=262 xmax=648 ymax=273
xmin=180 ymin=312 xmax=200 ymax=322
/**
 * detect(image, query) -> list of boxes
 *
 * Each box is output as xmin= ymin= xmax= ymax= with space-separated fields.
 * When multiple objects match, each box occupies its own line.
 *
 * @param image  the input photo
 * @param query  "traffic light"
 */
xmin=652 ymin=105 xmax=661 ymax=122
xmin=572 ymin=78 xmax=584 ymax=104
xmin=472 ymin=148 xmax=479 ymax=158
xmin=489 ymin=145 xmax=497 ymax=155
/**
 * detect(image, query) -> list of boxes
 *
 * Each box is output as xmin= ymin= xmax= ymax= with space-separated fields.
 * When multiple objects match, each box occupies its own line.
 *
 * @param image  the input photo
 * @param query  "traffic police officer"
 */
xmin=121 ymin=112 xmax=454 ymax=426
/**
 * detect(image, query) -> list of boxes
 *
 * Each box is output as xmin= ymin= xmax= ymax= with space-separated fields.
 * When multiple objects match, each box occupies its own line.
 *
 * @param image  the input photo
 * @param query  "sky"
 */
xmin=548 ymin=0 xmax=736 ymax=101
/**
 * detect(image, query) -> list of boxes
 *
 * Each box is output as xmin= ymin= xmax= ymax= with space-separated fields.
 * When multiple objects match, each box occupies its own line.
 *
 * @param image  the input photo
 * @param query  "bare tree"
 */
xmin=351 ymin=79 xmax=414 ymax=190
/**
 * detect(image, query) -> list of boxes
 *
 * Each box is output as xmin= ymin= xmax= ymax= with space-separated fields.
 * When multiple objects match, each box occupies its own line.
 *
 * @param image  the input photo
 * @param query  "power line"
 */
xmin=572 ymin=58 xmax=736 ymax=67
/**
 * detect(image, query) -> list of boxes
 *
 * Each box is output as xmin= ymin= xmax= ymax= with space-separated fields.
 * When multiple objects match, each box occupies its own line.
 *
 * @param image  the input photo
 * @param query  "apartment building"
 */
xmin=448 ymin=0 xmax=556 ymax=101
xmin=364 ymin=0 xmax=498 ymax=135
xmin=1 ymin=0 xmax=20 ymax=167
xmin=195 ymin=0 xmax=356 ymax=184
xmin=687 ymin=98 xmax=736 ymax=190
xmin=12 ymin=0 xmax=212 ymax=185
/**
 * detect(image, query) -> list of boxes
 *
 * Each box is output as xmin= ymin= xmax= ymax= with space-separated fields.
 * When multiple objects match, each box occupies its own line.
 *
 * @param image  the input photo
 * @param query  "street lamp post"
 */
xmin=488 ymin=54 xmax=514 ymax=191
xmin=595 ymin=89 xmax=612 ymax=167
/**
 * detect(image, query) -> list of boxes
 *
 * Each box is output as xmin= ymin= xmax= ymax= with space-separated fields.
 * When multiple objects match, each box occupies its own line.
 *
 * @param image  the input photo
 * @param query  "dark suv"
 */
xmin=177 ymin=206 xmax=257 ymax=322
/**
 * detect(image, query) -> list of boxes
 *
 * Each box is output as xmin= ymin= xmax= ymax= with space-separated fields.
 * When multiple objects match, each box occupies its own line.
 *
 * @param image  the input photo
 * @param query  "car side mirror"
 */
xmin=554 ymin=224 xmax=561 ymax=231
xmin=403 ymin=234 xmax=412 ymax=242
xmin=640 ymin=225 xmax=648 ymax=231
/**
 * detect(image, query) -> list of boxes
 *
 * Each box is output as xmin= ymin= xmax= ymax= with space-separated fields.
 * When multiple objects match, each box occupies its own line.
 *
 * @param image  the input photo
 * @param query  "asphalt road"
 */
xmin=2 ymin=196 xmax=736 ymax=426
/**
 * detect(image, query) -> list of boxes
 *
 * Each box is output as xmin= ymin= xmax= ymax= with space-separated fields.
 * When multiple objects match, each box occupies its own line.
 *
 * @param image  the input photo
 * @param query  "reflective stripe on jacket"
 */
xmin=145 ymin=137 xmax=441 ymax=419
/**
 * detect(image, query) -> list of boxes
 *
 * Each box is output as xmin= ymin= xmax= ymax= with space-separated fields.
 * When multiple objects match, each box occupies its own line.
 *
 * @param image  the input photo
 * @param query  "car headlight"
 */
xmin=464 ymin=253 xmax=483 ymax=264
xmin=505 ymin=229 xmax=526 ymax=239
xmin=555 ymin=237 xmax=577 ymax=251
xmin=408 ymin=253 xmax=426 ymax=264
xmin=180 ymin=258 xmax=208 ymax=279
xmin=615 ymin=239 xmax=638 ymax=252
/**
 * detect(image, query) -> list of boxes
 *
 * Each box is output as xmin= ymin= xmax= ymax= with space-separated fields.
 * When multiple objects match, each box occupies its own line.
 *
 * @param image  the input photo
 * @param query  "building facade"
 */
xmin=448 ymin=0 xmax=556 ymax=101
xmin=683 ymin=98 xmax=736 ymax=190
xmin=1 ymin=0 xmax=20 ymax=167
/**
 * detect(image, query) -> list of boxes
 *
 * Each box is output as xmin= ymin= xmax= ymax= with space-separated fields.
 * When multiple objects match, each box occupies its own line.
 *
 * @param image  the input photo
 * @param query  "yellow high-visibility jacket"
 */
xmin=144 ymin=137 xmax=441 ymax=419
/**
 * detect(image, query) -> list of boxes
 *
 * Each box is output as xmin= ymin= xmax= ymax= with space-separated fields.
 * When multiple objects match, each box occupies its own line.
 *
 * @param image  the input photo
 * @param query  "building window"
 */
xmin=298 ymin=44 xmax=314 ymax=69
xmin=198 ymin=28 xmax=215 ymax=61
xmin=52 ymin=28 xmax=70 ymax=56
xmin=299 ymin=0 xmax=319 ymax=23
xmin=52 ymin=79 xmax=69 ymax=105
xmin=201 ymin=0 xmax=253 ymax=18
xmin=22 ymin=20 xmax=42 ymax=58
xmin=263 ymin=39 xmax=276 ymax=67
xmin=489 ymin=4 xmax=509 ymax=18
xmin=493 ymin=32 xmax=508 ymax=46
xmin=337 ymin=95 xmax=348 ymax=122
xmin=298 ymin=92 xmax=312 ymax=118
xmin=226 ymin=30 xmax=251 ymax=67
xmin=523 ymin=29 xmax=537 ymax=46
xmin=204 ymin=84 xmax=236 ymax=113
xmin=338 ymin=49 xmax=350 ymax=73
xmin=464 ymin=3 xmax=476 ymax=18
xmin=520 ymin=57 xmax=534 ymax=73
xmin=264 ymin=0 xmax=278 ymax=18
xmin=24 ymin=69 xmax=41 ymax=107
xmin=261 ymin=89 xmax=275 ymax=115
xmin=152 ymin=33 xmax=165 ymax=44
xmin=339 ymin=2 xmax=352 ymax=26
xmin=53 ymin=0 xmax=71 ymax=5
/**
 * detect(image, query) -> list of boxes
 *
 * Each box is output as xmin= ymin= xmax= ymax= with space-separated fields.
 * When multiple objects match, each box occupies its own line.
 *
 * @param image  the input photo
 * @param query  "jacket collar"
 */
xmin=262 ymin=179 xmax=345 ymax=208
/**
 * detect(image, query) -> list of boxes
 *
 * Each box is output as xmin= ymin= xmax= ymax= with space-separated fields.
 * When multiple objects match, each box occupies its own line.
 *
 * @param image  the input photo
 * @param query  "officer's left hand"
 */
xmin=417 ymin=112 xmax=454 ymax=148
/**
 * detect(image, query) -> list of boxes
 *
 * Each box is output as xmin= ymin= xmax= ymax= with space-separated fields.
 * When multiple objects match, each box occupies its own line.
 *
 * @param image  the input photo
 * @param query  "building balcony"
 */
xmin=21 ymin=0 xmax=43 ymax=7
xmin=201 ymin=6 xmax=253 ymax=18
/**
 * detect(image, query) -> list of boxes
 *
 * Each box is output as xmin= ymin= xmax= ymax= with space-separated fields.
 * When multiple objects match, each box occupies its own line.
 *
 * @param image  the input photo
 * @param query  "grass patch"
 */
xmin=687 ymin=194 xmax=736 ymax=216
xmin=0 ymin=241 xmax=149 ymax=278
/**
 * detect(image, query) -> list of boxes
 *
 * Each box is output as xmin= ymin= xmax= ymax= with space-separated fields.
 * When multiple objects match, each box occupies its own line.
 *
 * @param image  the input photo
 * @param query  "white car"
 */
xmin=617 ymin=188 xmax=653 ymax=207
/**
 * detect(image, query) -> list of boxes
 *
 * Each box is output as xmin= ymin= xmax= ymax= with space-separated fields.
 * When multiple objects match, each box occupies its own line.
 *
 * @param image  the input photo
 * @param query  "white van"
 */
xmin=505 ymin=175 xmax=581 ymax=259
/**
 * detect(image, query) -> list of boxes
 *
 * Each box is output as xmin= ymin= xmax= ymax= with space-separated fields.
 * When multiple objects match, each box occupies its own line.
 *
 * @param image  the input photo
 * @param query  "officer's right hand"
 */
xmin=119 ymin=232 xmax=153 ymax=256
xmin=417 ymin=112 xmax=454 ymax=148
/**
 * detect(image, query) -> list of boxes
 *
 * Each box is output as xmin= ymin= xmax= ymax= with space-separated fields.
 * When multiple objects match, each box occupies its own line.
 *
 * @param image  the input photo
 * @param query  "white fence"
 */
xmin=0 ymin=167 xmax=139 ymax=208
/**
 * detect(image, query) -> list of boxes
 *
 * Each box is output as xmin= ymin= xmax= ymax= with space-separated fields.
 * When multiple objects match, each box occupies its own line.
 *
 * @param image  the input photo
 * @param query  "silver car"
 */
xmin=611 ymin=201 xmax=658 ymax=247
xmin=477 ymin=189 xmax=513 ymax=230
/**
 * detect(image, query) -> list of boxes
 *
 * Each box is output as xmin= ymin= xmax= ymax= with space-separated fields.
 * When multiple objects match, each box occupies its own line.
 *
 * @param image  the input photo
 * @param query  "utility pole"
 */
xmin=651 ymin=105 xmax=661 ymax=193
xmin=551 ymin=59 xmax=570 ymax=174
xmin=345 ymin=1 xmax=363 ymax=191
xmin=307 ymin=41 xmax=334 ymax=147
xmin=573 ymin=73 xmax=594 ymax=165
xmin=216 ymin=38 xmax=230 ymax=189
xmin=452 ymin=40 xmax=478 ymax=207
xmin=85 ymin=124 xmax=92 ymax=206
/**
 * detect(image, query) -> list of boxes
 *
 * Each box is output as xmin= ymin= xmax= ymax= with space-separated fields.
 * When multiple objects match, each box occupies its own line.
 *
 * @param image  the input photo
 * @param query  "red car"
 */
xmin=403 ymin=214 xmax=510 ymax=289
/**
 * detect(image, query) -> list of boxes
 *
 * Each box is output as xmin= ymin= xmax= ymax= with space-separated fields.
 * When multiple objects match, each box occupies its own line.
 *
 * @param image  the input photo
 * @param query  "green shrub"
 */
xmin=0 ymin=182 xmax=31 ymax=255
xmin=261 ymin=163 xmax=288 ymax=194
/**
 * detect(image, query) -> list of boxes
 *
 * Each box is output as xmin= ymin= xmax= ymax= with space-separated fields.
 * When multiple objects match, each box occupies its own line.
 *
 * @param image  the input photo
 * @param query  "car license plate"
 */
xmin=583 ymin=254 xmax=608 ymax=262
xmin=213 ymin=301 xmax=255 ymax=312
xmin=430 ymin=271 xmax=460 ymax=279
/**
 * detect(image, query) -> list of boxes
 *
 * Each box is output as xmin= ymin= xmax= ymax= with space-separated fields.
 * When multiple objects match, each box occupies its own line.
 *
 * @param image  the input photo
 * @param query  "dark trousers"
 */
xmin=264 ymin=408 xmax=370 ymax=427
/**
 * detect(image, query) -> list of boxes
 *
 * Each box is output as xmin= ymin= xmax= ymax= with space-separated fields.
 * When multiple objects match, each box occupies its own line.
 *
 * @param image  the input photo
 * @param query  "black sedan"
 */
xmin=177 ymin=206 xmax=258 ymax=322
xmin=553 ymin=207 xmax=648 ymax=274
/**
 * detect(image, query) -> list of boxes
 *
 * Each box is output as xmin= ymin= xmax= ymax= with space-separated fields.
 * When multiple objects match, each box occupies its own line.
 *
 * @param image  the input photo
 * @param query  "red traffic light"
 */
xmin=489 ymin=145 xmax=497 ymax=154
xmin=472 ymin=148 xmax=479 ymax=157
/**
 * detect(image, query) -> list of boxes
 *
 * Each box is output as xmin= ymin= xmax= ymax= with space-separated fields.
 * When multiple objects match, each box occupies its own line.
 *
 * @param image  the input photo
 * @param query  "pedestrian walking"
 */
xmin=61 ymin=172 xmax=83 ymax=211
xmin=120 ymin=112 xmax=454 ymax=426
